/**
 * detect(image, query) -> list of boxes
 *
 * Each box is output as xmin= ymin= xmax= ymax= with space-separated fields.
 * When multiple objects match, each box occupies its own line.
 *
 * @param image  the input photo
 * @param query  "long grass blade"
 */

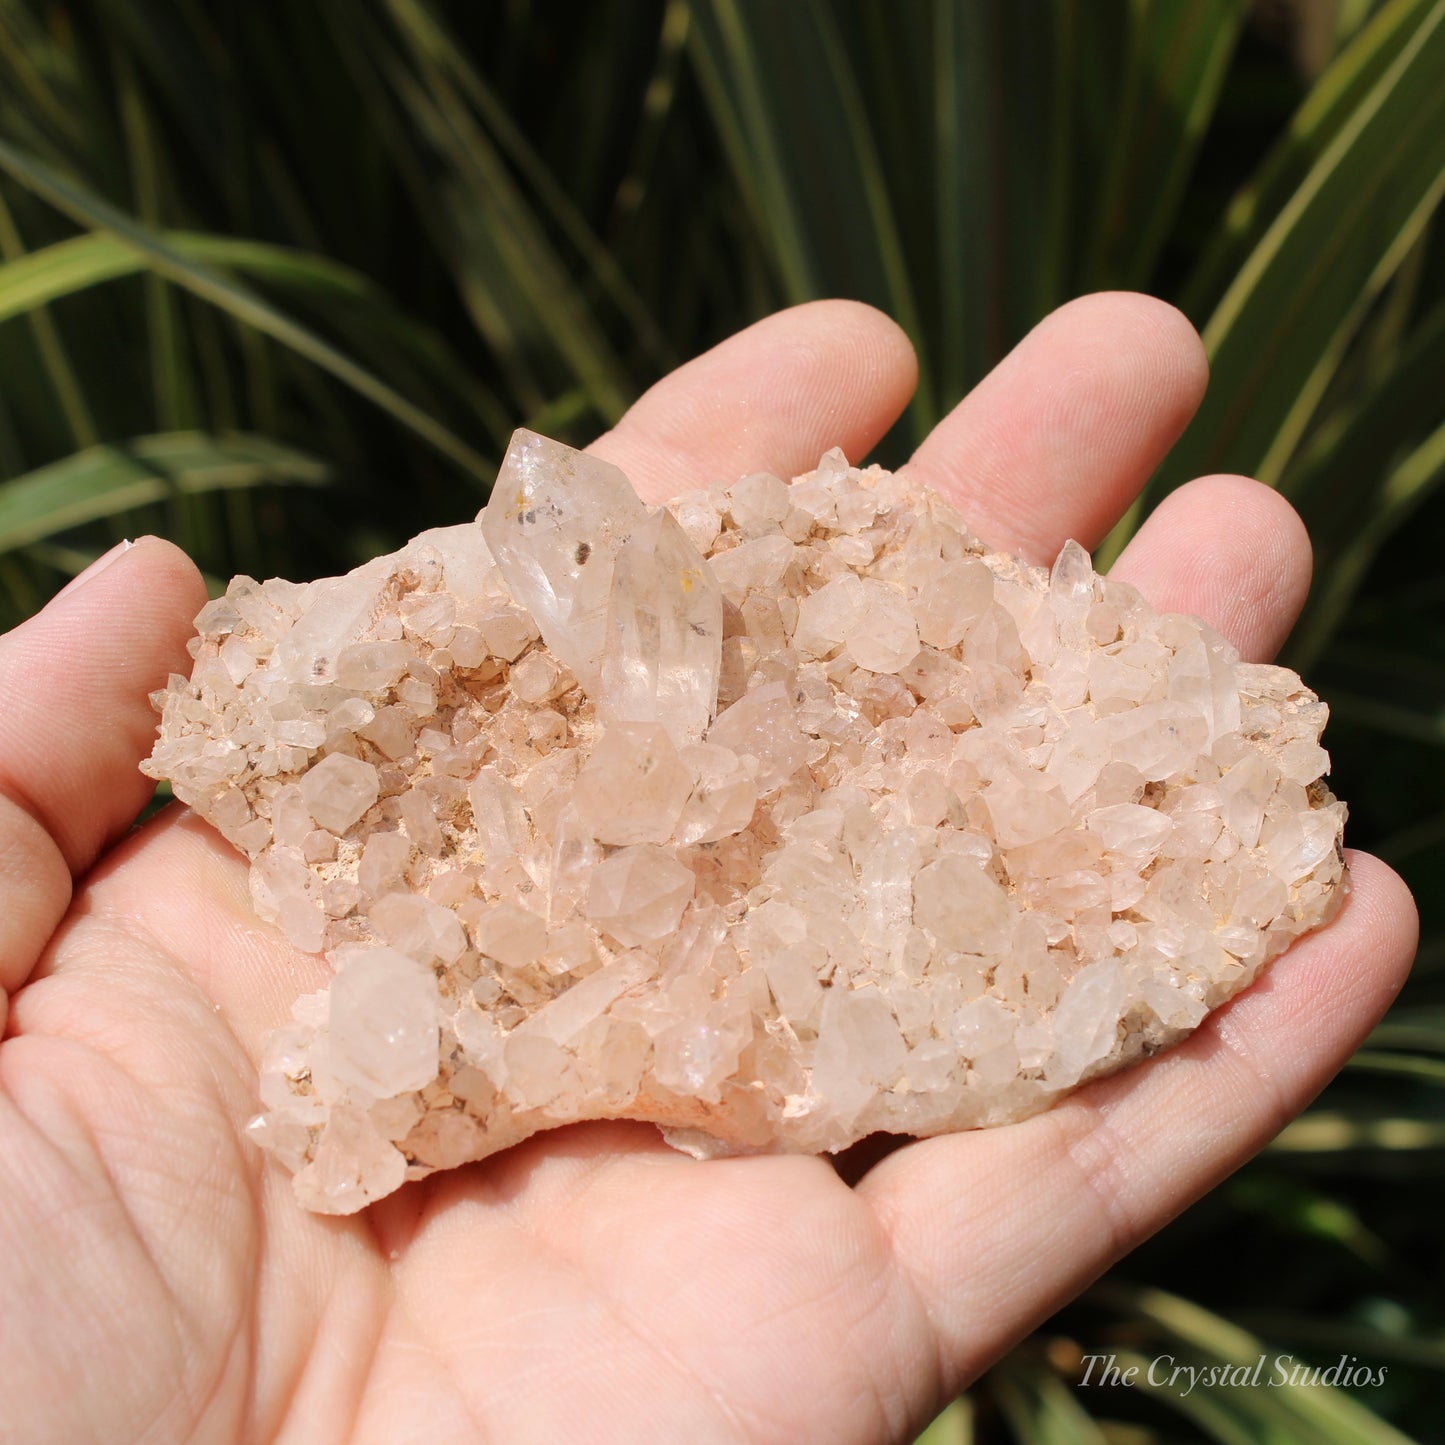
xmin=0 ymin=431 xmax=326 ymax=553
xmin=0 ymin=185 xmax=96 ymax=448
xmin=1100 ymin=1349 xmax=1267 ymax=1445
xmin=912 ymin=1397 xmax=973 ymax=1445
xmin=1181 ymin=0 xmax=1434 ymax=320
xmin=0 ymin=138 xmax=495 ymax=485
xmin=1271 ymin=1111 xmax=1445 ymax=1151
xmin=988 ymin=1350 xmax=1107 ymax=1445
xmin=0 ymin=229 xmax=141 ymax=318
xmin=686 ymin=0 xmax=819 ymax=304
xmin=113 ymin=41 xmax=197 ymax=434
xmin=1232 ymin=1313 xmax=1445 ymax=1371
xmin=1227 ymin=1173 xmax=1387 ymax=1263
xmin=930 ymin=0 xmax=1104 ymax=411
xmin=0 ymin=226 xmax=511 ymax=449
xmin=383 ymin=0 xmax=674 ymax=374
xmin=363 ymin=3 xmax=636 ymax=425
xmin=0 ymin=4 xmax=83 ymax=153
xmin=1156 ymin=0 xmax=1445 ymax=494
xmin=1084 ymin=0 xmax=1247 ymax=290
xmin=1289 ymin=414 xmax=1445 ymax=671
xmin=1368 ymin=1008 xmax=1445 ymax=1051
xmin=688 ymin=0 xmax=929 ymax=431
xmin=1282 ymin=296 xmax=1445 ymax=525
xmin=1346 ymin=1049 xmax=1445 ymax=1084
xmin=609 ymin=0 xmax=691 ymax=239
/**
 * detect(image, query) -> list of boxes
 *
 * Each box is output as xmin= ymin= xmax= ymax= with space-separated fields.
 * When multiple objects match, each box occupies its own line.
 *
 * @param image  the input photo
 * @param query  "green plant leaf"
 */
xmin=0 ymin=431 xmax=327 ymax=553
xmin=687 ymin=0 xmax=931 ymax=427
xmin=382 ymin=0 xmax=675 ymax=376
xmin=1226 ymin=1174 xmax=1387 ymax=1264
xmin=1182 ymin=0 xmax=1433 ymax=321
xmin=1084 ymin=0 xmax=1248 ymax=291
xmin=1106 ymin=1349 xmax=1276 ymax=1445
xmin=912 ymin=1396 xmax=973 ymax=1445
xmin=1346 ymin=1048 xmax=1445 ymax=1084
xmin=1270 ymin=1110 xmax=1445 ymax=1152
xmin=0 ymin=185 xmax=96 ymax=450
xmin=1157 ymin=0 xmax=1445 ymax=494
xmin=1281 ymin=295 xmax=1445 ymax=533
xmin=0 ymin=226 xmax=513 ymax=450
xmin=1366 ymin=1006 xmax=1445 ymax=1051
xmin=989 ymin=1350 xmax=1108 ymax=1445
xmin=0 ymin=2 xmax=84 ymax=157
xmin=0 ymin=229 xmax=140 ymax=319
xmin=1231 ymin=1312 xmax=1445 ymax=1371
xmin=0 ymin=137 xmax=496 ymax=485
xmin=112 ymin=40 xmax=198 ymax=436
xmin=322 ymin=0 xmax=638 ymax=429
xmin=930 ymin=0 xmax=1082 ymax=410
xmin=1287 ymin=366 xmax=1445 ymax=671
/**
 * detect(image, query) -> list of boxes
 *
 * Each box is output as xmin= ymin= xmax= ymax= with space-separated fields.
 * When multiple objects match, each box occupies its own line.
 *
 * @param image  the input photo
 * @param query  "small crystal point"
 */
xmin=327 ymin=945 xmax=440 ymax=1098
xmin=573 ymin=721 xmax=694 ymax=845
xmin=299 ymin=754 xmax=380 ymax=834
xmin=707 ymin=681 xmax=809 ymax=792
xmin=585 ymin=844 xmax=695 ymax=947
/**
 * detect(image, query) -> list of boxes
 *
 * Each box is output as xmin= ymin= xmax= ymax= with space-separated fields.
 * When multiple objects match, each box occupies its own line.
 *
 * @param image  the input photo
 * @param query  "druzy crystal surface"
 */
xmin=144 ymin=431 xmax=1347 ymax=1213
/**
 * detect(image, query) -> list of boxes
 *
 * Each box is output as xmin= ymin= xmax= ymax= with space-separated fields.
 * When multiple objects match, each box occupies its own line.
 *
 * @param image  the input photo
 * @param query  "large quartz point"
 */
xmin=480 ymin=430 xmax=649 ymax=693
xmin=144 ymin=431 xmax=1348 ymax=1214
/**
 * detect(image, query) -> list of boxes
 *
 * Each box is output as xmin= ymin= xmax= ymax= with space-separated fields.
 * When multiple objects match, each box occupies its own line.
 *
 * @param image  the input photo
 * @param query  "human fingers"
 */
xmin=588 ymin=299 xmax=918 ymax=502
xmin=858 ymin=852 xmax=1417 ymax=1391
xmin=1109 ymin=474 xmax=1313 ymax=664
xmin=0 ymin=539 xmax=206 ymax=1012
xmin=903 ymin=292 xmax=1209 ymax=564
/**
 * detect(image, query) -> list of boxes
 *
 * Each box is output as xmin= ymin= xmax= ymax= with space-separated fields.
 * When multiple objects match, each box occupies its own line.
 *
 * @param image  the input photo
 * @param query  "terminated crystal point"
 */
xmin=599 ymin=508 xmax=722 ymax=743
xmin=146 ymin=429 xmax=1349 ymax=1214
xmin=480 ymin=429 xmax=648 ymax=693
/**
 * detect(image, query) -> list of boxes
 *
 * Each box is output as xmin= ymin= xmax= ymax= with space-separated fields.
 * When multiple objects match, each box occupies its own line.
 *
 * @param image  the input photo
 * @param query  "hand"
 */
xmin=0 ymin=295 xmax=1417 ymax=1443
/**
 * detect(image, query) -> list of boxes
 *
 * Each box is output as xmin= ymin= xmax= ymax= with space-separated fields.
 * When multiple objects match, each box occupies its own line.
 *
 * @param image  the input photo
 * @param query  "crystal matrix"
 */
xmin=144 ymin=430 xmax=1347 ymax=1213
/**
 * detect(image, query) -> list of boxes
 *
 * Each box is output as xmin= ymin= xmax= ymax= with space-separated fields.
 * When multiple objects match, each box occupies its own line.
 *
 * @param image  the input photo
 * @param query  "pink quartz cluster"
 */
xmin=144 ymin=432 xmax=1347 ymax=1213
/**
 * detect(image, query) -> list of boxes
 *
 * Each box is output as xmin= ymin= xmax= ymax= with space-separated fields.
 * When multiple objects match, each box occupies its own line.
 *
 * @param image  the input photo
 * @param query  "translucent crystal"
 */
xmin=327 ymin=946 xmax=440 ymax=1098
xmin=707 ymin=682 xmax=810 ymax=793
xmin=674 ymin=743 xmax=757 ymax=844
xmin=585 ymin=845 xmax=695 ymax=947
xmin=572 ymin=722 xmax=694 ymax=846
xmin=913 ymin=855 xmax=1013 ymax=954
xmin=299 ymin=754 xmax=379 ymax=834
xmin=845 ymin=579 xmax=920 ymax=674
xmin=598 ymin=509 xmax=722 ymax=743
xmin=145 ymin=432 xmax=1348 ymax=1214
xmin=480 ymin=430 xmax=646 ymax=690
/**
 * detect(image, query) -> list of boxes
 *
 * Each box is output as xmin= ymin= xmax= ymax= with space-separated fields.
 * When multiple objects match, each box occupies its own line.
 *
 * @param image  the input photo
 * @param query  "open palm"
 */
xmin=0 ymin=295 xmax=1417 ymax=1444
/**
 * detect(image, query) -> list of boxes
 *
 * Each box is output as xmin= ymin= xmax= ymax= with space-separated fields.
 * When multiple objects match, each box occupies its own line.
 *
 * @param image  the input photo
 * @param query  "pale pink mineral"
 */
xmin=143 ymin=431 xmax=1347 ymax=1214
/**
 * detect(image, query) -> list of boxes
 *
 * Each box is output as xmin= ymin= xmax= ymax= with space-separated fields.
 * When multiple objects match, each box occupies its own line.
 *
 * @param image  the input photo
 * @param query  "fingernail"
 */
xmin=54 ymin=538 xmax=136 ymax=601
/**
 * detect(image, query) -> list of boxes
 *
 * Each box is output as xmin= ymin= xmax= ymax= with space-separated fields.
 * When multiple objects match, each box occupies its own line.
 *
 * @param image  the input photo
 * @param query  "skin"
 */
xmin=0 ymin=294 xmax=1417 ymax=1444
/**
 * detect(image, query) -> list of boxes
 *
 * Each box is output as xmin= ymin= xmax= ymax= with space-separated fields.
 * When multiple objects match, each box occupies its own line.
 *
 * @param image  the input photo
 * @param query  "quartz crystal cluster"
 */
xmin=144 ymin=430 xmax=1347 ymax=1213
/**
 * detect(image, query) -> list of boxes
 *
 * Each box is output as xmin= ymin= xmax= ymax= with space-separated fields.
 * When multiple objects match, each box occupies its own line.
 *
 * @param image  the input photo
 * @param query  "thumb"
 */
xmin=0 ymin=538 xmax=205 ymax=1026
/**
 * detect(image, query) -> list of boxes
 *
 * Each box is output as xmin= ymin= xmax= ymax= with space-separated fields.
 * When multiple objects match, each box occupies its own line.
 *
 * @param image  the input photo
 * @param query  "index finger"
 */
xmin=587 ymin=299 xmax=917 ymax=502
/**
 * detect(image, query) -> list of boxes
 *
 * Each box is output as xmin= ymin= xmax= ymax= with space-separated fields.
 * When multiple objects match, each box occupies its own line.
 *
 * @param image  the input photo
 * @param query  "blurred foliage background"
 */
xmin=1 ymin=0 xmax=1442 ymax=1438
